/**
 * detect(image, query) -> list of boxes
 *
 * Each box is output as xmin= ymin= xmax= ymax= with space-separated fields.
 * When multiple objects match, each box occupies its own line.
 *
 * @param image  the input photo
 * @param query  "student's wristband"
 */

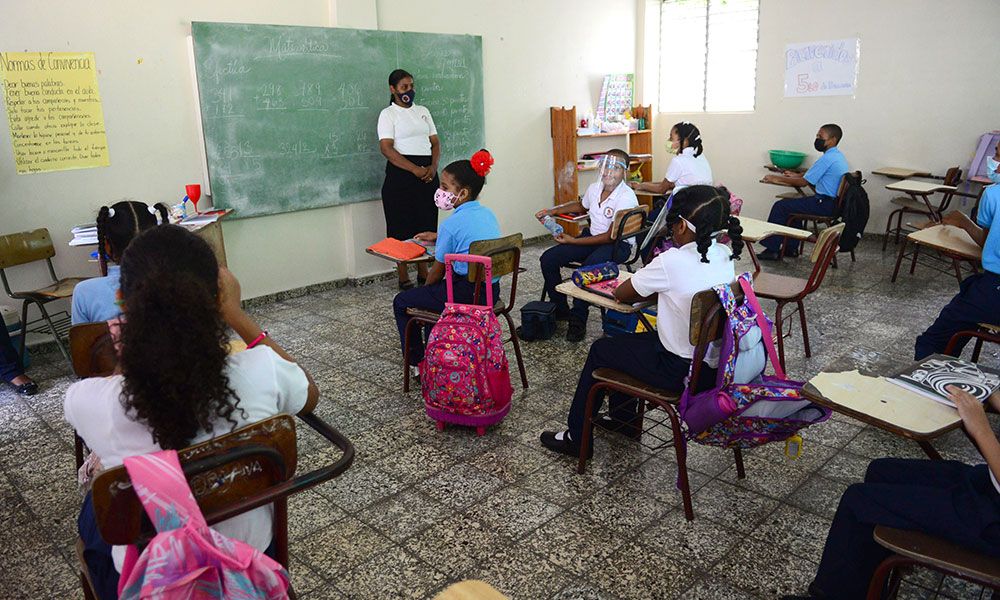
xmin=247 ymin=330 xmax=269 ymax=349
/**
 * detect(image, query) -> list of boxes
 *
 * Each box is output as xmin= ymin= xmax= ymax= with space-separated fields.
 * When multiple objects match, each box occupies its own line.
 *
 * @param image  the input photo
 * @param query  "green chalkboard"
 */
xmin=191 ymin=22 xmax=485 ymax=219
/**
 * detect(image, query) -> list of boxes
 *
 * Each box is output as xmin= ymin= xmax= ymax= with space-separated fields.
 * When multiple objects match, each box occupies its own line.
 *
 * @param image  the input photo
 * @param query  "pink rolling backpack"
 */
xmin=422 ymin=254 xmax=513 ymax=435
xmin=116 ymin=450 xmax=291 ymax=599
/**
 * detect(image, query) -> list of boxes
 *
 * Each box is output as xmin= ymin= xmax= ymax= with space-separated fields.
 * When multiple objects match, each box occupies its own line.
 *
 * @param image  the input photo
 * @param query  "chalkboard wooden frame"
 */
xmin=191 ymin=22 xmax=485 ymax=220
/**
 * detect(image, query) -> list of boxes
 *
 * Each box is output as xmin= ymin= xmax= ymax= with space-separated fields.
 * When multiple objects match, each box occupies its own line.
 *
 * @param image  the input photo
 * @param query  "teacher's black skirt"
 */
xmin=381 ymin=154 xmax=439 ymax=240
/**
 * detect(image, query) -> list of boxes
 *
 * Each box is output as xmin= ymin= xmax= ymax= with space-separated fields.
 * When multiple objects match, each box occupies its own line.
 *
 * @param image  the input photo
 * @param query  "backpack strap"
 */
xmin=737 ymin=276 xmax=787 ymax=380
xmin=122 ymin=449 xmax=208 ymax=532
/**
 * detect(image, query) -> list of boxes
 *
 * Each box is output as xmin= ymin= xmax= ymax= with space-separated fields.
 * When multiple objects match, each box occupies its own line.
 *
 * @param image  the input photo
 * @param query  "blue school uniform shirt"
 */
xmin=977 ymin=184 xmax=1000 ymax=274
xmin=804 ymin=146 xmax=849 ymax=198
xmin=435 ymin=200 xmax=501 ymax=278
xmin=71 ymin=265 xmax=122 ymax=324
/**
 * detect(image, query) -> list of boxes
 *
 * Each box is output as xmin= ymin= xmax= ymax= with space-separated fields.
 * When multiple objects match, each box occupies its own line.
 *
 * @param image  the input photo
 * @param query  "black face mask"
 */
xmin=814 ymin=138 xmax=828 ymax=152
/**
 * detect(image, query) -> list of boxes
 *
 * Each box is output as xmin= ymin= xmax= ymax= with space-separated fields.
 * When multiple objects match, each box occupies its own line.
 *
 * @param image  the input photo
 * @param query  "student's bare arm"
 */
xmin=631 ymin=178 xmax=673 ymax=195
xmin=536 ymin=201 xmax=585 ymax=220
xmin=612 ymin=279 xmax=655 ymax=304
xmin=424 ymin=260 xmax=446 ymax=286
xmin=942 ymin=210 xmax=988 ymax=248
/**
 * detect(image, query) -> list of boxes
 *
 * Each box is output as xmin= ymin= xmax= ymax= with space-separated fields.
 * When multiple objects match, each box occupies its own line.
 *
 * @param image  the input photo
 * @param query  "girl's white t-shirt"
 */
xmin=581 ymin=180 xmax=640 ymax=237
xmin=629 ymin=240 xmax=736 ymax=358
xmin=665 ymin=147 xmax=713 ymax=192
xmin=376 ymin=103 xmax=437 ymax=155
xmin=64 ymin=346 xmax=310 ymax=571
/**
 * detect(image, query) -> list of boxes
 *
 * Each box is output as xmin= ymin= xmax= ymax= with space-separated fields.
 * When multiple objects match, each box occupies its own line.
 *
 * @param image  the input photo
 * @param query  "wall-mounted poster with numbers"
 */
xmin=784 ymin=38 xmax=860 ymax=98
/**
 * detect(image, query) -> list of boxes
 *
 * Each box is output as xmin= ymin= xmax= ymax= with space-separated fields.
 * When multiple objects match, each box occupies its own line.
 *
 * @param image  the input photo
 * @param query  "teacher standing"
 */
xmin=378 ymin=69 xmax=440 ymax=290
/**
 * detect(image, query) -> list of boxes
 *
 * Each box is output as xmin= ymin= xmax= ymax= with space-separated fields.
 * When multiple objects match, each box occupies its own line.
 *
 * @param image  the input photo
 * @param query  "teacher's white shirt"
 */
xmin=377 ymin=103 xmax=437 ymax=155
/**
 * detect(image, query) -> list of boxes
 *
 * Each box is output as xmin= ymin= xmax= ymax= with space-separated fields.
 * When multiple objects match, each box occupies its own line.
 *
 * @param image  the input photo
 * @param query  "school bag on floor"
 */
xmin=519 ymin=300 xmax=557 ymax=341
xmin=679 ymin=272 xmax=830 ymax=449
xmin=422 ymin=253 xmax=513 ymax=434
xmin=116 ymin=449 xmax=290 ymax=599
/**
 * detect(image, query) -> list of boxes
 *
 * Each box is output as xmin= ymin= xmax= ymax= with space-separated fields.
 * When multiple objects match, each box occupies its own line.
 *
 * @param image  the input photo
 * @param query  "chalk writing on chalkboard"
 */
xmin=192 ymin=22 xmax=485 ymax=219
xmin=783 ymin=38 xmax=860 ymax=98
xmin=0 ymin=51 xmax=110 ymax=174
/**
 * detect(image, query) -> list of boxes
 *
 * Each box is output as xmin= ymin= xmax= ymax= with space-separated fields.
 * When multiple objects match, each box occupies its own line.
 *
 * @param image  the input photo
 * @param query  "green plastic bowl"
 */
xmin=769 ymin=150 xmax=807 ymax=169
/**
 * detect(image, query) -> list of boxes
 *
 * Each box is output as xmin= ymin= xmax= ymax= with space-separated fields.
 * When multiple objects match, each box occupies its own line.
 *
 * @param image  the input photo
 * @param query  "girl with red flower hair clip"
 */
xmin=393 ymin=149 xmax=503 ymax=375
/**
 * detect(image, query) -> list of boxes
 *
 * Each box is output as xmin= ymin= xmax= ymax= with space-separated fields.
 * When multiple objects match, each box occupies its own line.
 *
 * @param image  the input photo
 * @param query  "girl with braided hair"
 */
xmin=542 ymin=185 xmax=746 ymax=459
xmin=71 ymin=199 xmax=169 ymax=324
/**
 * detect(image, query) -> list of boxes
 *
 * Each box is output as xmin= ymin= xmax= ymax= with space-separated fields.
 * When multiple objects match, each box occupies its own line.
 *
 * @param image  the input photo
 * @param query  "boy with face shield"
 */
xmin=536 ymin=149 xmax=639 ymax=341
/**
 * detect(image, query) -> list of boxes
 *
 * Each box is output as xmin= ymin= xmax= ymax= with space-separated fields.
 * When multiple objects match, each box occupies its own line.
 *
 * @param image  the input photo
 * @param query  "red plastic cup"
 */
xmin=185 ymin=184 xmax=201 ymax=213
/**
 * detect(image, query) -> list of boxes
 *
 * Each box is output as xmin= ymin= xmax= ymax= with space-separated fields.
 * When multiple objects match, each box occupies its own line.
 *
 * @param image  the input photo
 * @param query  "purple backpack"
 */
xmin=422 ymin=254 xmax=513 ymax=434
xmin=680 ymin=273 xmax=830 ymax=448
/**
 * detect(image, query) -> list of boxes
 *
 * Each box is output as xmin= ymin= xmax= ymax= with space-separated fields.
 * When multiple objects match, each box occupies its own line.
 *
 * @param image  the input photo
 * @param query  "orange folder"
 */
xmin=367 ymin=237 xmax=428 ymax=261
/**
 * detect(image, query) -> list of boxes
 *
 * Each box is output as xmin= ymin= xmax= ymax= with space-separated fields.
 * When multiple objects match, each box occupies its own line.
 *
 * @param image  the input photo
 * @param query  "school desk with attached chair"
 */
xmin=737 ymin=216 xmax=812 ymax=275
xmin=762 ymin=164 xmax=811 ymax=200
xmin=882 ymin=168 xmax=962 ymax=250
xmin=802 ymin=357 xmax=971 ymax=460
xmin=890 ymin=223 xmax=983 ymax=286
xmin=553 ymin=270 xmax=656 ymax=332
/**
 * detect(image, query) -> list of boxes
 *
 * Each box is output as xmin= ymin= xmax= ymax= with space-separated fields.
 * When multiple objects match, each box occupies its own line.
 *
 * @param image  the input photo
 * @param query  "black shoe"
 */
xmin=785 ymin=248 xmax=801 ymax=258
xmin=398 ymin=279 xmax=415 ymax=291
xmin=757 ymin=250 xmax=782 ymax=261
xmin=566 ymin=319 xmax=586 ymax=342
xmin=540 ymin=430 xmax=593 ymax=459
xmin=594 ymin=416 xmax=640 ymax=438
xmin=9 ymin=381 xmax=37 ymax=395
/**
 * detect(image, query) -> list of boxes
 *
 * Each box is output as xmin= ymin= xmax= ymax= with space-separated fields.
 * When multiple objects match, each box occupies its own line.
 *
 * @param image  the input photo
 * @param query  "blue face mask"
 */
xmin=398 ymin=89 xmax=415 ymax=106
xmin=987 ymin=156 xmax=1000 ymax=184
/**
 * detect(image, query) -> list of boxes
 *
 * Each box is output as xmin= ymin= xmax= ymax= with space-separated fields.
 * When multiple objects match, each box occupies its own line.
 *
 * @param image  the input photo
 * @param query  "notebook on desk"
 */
xmin=584 ymin=278 xmax=620 ymax=299
xmin=887 ymin=357 xmax=1000 ymax=407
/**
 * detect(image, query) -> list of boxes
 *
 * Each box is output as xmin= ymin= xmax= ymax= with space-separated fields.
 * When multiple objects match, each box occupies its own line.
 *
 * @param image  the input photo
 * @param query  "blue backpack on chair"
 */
xmin=679 ymin=272 xmax=831 ymax=449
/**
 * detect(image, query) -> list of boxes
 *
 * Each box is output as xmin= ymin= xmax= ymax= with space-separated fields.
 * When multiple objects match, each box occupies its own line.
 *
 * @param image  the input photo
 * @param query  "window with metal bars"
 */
xmin=658 ymin=0 xmax=759 ymax=112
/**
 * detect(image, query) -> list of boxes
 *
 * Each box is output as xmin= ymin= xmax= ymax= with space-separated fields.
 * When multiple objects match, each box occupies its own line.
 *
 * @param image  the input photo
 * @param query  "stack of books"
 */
xmin=69 ymin=224 xmax=98 ymax=247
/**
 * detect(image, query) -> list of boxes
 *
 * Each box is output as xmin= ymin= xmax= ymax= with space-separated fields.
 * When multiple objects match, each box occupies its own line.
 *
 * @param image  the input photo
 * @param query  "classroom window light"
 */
xmin=658 ymin=0 xmax=759 ymax=113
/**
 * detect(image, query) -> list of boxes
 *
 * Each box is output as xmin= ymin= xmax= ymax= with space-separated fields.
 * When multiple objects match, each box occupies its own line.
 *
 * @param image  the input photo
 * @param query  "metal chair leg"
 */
xmin=18 ymin=301 xmax=30 ymax=365
xmin=972 ymin=337 xmax=985 ymax=362
xmin=577 ymin=384 xmax=602 ymax=474
xmin=774 ymin=302 xmax=787 ymax=373
xmin=797 ymin=300 xmax=811 ymax=358
xmin=909 ymin=244 xmax=920 ymax=275
xmin=36 ymin=301 xmax=71 ymax=365
xmin=667 ymin=406 xmax=694 ymax=520
xmin=501 ymin=309 xmax=529 ymax=388
xmin=733 ymin=446 xmax=746 ymax=479
xmin=891 ymin=238 xmax=908 ymax=282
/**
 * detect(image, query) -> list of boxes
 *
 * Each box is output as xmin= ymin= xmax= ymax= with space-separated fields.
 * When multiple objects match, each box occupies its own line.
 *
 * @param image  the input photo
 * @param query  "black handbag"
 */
xmin=519 ymin=301 xmax=557 ymax=341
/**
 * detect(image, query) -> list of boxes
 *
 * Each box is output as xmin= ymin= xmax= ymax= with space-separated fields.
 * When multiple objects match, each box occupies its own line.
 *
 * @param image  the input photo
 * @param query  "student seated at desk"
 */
xmin=630 ymin=121 xmax=712 ymax=214
xmin=759 ymin=123 xmax=848 ymax=260
xmin=71 ymin=200 xmax=168 ymax=324
xmin=393 ymin=150 xmax=501 ymax=372
xmin=67 ymin=225 xmax=318 ymax=600
xmin=540 ymin=185 xmax=744 ymax=458
xmin=536 ymin=149 xmax=639 ymax=342
xmin=915 ymin=194 xmax=1000 ymax=359
xmin=783 ymin=387 xmax=1000 ymax=600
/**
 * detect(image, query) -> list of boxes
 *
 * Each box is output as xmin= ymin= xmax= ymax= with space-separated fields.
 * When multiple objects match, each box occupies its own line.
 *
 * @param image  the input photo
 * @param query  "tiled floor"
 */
xmin=2 ymin=236 xmax=998 ymax=599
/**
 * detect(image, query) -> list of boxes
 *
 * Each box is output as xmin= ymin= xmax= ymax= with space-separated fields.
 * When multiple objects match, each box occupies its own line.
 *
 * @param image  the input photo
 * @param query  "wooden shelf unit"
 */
xmin=550 ymin=105 xmax=654 ymax=209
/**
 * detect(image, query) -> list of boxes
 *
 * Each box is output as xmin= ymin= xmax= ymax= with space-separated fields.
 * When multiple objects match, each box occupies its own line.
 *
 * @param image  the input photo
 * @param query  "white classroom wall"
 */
xmin=639 ymin=0 xmax=999 ymax=230
xmin=0 ymin=0 xmax=635 ymax=313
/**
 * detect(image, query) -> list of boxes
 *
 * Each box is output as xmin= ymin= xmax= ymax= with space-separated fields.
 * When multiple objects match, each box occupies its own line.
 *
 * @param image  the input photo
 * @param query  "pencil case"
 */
xmin=571 ymin=262 xmax=619 ymax=288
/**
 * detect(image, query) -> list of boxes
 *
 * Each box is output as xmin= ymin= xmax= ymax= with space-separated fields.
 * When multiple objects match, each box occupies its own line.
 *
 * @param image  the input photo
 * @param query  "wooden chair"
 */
xmin=755 ymin=224 xmax=844 ymax=373
xmin=780 ymin=172 xmax=859 ymax=264
xmin=0 ymin=228 xmax=90 ymax=365
xmin=882 ymin=166 xmax=963 ymax=250
xmin=403 ymin=233 xmax=528 ymax=393
xmin=68 ymin=322 xmax=118 ymax=471
xmin=78 ymin=413 xmax=355 ymax=600
xmin=945 ymin=325 xmax=1000 ymax=362
xmin=576 ymin=286 xmax=747 ymax=520
xmin=866 ymin=525 xmax=1000 ymax=600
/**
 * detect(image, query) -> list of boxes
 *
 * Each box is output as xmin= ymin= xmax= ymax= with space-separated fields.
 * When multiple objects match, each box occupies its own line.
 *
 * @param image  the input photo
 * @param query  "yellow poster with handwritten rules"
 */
xmin=0 ymin=51 xmax=110 ymax=174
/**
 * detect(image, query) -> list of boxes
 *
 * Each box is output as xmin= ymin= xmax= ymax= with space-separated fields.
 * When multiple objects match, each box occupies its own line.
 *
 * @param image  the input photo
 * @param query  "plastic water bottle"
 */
xmin=541 ymin=215 xmax=563 ymax=237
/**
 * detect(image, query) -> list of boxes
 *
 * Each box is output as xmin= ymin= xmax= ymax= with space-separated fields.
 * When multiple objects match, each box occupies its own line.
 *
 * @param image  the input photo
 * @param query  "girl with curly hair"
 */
xmin=392 ymin=149 xmax=501 ymax=371
xmin=66 ymin=225 xmax=318 ymax=599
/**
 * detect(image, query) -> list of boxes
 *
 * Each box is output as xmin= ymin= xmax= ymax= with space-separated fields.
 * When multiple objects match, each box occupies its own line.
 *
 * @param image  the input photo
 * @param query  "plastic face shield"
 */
xmin=598 ymin=154 xmax=627 ymax=189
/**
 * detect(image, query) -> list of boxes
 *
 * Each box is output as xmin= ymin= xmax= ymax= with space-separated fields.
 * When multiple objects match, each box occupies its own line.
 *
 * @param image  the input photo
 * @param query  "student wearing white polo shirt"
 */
xmin=541 ymin=186 xmax=744 ymax=457
xmin=536 ymin=149 xmax=640 ymax=341
xmin=631 ymin=121 xmax=712 ymax=200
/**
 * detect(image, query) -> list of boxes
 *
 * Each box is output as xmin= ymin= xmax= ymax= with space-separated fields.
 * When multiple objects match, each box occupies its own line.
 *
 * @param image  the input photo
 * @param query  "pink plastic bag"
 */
xmin=117 ymin=450 xmax=290 ymax=599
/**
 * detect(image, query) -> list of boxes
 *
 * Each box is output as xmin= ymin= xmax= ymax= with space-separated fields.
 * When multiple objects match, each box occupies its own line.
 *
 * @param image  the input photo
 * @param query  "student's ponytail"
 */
xmin=153 ymin=202 xmax=170 ymax=225
xmin=118 ymin=226 xmax=243 ymax=450
xmin=96 ymin=205 xmax=111 ymax=275
xmin=726 ymin=214 xmax=744 ymax=261
xmin=669 ymin=184 xmax=738 ymax=263
xmin=673 ymin=121 xmax=704 ymax=157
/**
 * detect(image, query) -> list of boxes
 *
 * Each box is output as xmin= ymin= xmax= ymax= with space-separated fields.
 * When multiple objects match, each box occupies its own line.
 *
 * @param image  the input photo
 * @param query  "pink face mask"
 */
xmin=434 ymin=188 xmax=457 ymax=210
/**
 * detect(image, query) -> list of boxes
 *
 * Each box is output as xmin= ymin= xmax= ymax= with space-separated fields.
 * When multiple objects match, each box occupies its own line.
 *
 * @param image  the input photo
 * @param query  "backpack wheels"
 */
xmin=433 ymin=420 xmax=487 ymax=436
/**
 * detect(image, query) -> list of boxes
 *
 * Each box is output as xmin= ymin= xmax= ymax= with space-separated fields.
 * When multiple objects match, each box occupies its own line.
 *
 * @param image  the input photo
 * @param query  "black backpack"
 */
xmin=835 ymin=172 xmax=869 ymax=253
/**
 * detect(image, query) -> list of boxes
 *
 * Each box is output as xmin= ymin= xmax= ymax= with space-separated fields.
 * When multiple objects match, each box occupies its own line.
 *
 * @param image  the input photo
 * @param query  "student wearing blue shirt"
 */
xmin=914 ymin=188 xmax=1000 ymax=359
xmin=71 ymin=200 xmax=168 ymax=324
xmin=759 ymin=124 xmax=849 ymax=260
xmin=392 ymin=150 xmax=502 ymax=370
